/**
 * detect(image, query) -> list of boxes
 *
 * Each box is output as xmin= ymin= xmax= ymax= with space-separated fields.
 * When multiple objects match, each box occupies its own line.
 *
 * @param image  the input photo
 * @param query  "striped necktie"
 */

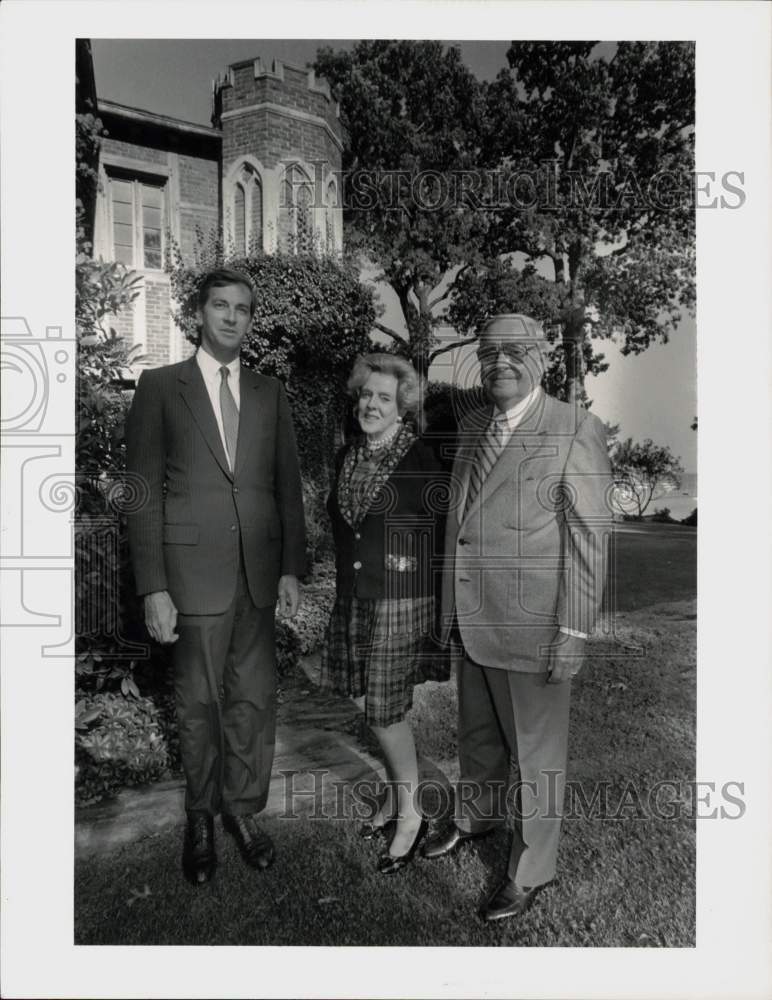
xmin=463 ymin=414 xmax=508 ymax=517
xmin=218 ymin=366 xmax=239 ymax=471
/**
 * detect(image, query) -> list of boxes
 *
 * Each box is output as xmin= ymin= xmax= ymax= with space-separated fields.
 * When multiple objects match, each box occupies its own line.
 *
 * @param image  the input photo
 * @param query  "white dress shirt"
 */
xmin=494 ymin=385 xmax=543 ymax=440
xmin=196 ymin=348 xmax=241 ymax=467
xmin=493 ymin=387 xmax=587 ymax=641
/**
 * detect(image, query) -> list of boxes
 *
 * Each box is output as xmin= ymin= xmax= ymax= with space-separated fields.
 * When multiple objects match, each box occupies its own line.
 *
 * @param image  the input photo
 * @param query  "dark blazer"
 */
xmin=441 ymin=390 xmax=613 ymax=671
xmin=125 ymin=356 xmax=306 ymax=615
xmin=328 ymin=436 xmax=444 ymax=601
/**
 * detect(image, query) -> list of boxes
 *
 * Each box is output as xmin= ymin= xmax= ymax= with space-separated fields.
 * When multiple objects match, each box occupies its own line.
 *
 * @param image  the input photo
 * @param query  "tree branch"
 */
xmin=373 ymin=321 xmax=409 ymax=346
xmin=428 ymin=264 xmax=471 ymax=310
xmin=605 ymin=240 xmax=629 ymax=258
xmin=428 ymin=335 xmax=479 ymax=364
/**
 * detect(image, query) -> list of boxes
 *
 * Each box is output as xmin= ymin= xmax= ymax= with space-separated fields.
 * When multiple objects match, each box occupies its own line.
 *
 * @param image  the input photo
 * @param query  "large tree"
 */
xmin=612 ymin=437 xmax=685 ymax=518
xmin=314 ymin=40 xmax=489 ymax=377
xmin=457 ymin=41 xmax=695 ymax=401
xmin=316 ymin=41 xmax=695 ymax=400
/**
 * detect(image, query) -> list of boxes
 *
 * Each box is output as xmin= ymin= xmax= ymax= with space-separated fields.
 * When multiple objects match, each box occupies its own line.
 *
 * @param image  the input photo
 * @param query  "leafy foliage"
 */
xmin=477 ymin=41 xmax=695 ymax=399
xmin=275 ymin=570 xmax=338 ymax=678
xmin=75 ymin=692 xmax=171 ymax=804
xmin=275 ymin=620 xmax=302 ymax=680
xmin=75 ymin=102 xmax=146 ymax=683
xmin=612 ymin=437 xmax=685 ymax=518
xmin=74 ymin=100 xmax=160 ymax=811
xmin=286 ymin=580 xmax=336 ymax=657
xmin=314 ymin=41 xmax=489 ymax=375
xmin=422 ymin=380 xmax=486 ymax=463
xmin=316 ymin=40 xmax=695 ymax=401
xmin=76 ymin=111 xmax=143 ymax=509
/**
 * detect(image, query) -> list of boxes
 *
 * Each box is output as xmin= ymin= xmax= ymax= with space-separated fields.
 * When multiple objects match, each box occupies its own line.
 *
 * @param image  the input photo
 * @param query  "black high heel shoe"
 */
xmin=359 ymin=787 xmax=396 ymax=840
xmin=376 ymin=819 xmax=428 ymax=875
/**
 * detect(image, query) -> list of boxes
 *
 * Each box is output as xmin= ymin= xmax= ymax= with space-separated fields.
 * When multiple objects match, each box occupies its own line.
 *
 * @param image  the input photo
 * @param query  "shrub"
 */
xmin=76 ymin=103 xmax=147 ymax=701
xmin=651 ymin=506 xmax=676 ymax=524
xmin=286 ymin=584 xmax=337 ymax=657
xmin=302 ymin=477 xmax=334 ymax=567
xmin=275 ymin=619 xmax=303 ymax=680
xmin=423 ymin=381 xmax=487 ymax=464
xmin=75 ymin=692 xmax=171 ymax=804
xmin=681 ymin=507 xmax=697 ymax=526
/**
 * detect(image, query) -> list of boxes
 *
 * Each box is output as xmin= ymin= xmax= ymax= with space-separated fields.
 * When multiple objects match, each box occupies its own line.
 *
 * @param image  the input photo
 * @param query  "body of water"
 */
xmin=613 ymin=472 xmax=697 ymax=521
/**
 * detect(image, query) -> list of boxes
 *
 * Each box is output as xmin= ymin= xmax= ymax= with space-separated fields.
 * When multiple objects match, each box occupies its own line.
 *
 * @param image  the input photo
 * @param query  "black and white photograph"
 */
xmin=1 ymin=2 xmax=771 ymax=998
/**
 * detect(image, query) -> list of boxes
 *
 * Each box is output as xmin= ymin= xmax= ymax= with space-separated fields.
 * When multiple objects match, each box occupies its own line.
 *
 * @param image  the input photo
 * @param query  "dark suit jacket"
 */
xmin=327 ymin=437 xmax=444 ymax=601
xmin=125 ymin=356 xmax=306 ymax=615
xmin=441 ymin=390 xmax=612 ymax=671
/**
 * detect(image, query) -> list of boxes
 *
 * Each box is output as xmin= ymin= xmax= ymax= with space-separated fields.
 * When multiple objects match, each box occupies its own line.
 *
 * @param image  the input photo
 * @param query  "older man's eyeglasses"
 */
xmin=476 ymin=344 xmax=538 ymax=366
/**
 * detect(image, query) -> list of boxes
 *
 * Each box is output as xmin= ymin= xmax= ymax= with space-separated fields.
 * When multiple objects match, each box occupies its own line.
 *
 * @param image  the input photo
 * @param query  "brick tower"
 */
xmin=212 ymin=57 xmax=344 ymax=256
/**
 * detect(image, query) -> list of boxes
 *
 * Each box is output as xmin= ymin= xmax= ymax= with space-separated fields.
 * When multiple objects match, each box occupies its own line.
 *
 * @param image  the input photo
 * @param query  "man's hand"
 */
xmin=546 ymin=630 xmax=586 ymax=684
xmin=277 ymin=575 xmax=301 ymax=619
xmin=144 ymin=590 xmax=179 ymax=644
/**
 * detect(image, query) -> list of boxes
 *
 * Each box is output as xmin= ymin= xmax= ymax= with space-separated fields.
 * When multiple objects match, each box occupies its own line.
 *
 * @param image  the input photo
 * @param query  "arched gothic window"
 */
xmin=229 ymin=162 xmax=263 ymax=254
xmin=296 ymin=184 xmax=313 ymax=253
xmin=279 ymin=163 xmax=316 ymax=254
xmin=249 ymin=174 xmax=263 ymax=254
xmin=325 ymin=179 xmax=337 ymax=254
xmin=234 ymin=182 xmax=246 ymax=255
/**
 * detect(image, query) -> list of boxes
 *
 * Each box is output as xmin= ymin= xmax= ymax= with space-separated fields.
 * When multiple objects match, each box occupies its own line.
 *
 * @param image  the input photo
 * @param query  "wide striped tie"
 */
xmin=464 ymin=414 xmax=508 ymax=517
xmin=219 ymin=366 xmax=239 ymax=471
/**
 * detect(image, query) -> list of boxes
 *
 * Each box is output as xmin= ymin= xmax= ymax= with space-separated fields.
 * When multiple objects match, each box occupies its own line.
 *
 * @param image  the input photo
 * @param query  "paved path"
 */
xmin=75 ymin=652 xmax=451 ymax=858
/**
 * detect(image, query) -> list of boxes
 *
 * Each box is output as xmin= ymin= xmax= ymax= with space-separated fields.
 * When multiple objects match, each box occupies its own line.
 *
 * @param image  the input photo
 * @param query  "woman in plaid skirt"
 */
xmin=319 ymin=353 xmax=450 ymax=874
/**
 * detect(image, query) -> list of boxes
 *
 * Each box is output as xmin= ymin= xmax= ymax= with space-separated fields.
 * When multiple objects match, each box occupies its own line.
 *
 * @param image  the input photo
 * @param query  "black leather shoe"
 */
xmin=223 ymin=813 xmax=275 ymax=870
xmin=360 ymin=818 xmax=397 ymax=841
xmin=377 ymin=819 xmax=428 ymax=875
xmin=481 ymin=877 xmax=550 ymax=922
xmin=421 ymin=823 xmax=494 ymax=860
xmin=182 ymin=814 xmax=216 ymax=886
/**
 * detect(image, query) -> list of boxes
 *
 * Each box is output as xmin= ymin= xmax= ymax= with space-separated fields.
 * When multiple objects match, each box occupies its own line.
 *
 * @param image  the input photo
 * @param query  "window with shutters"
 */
xmin=109 ymin=174 xmax=166 ymax=270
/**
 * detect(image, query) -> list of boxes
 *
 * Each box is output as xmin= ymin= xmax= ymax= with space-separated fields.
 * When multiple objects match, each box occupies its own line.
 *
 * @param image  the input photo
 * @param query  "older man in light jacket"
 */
xmin=423 ymin=314 xmax=613 ymax=923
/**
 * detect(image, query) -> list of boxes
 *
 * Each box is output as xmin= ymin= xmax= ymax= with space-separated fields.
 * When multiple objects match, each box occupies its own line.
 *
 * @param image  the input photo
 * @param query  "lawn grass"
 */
xmin=611 ymin=524 xmax=696 ymax=611
xmin=74 ymin=795 xmax=693 ymax=947
xmin=75 ymin=525 xmax=696 ymax=946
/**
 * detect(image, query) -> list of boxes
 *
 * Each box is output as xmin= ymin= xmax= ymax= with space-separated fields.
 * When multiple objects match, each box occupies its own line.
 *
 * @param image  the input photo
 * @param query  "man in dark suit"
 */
xmin=125 ymin=268 xmax=305 ymax=885
xmin=422 ymin=314 xmax=612 ymax=922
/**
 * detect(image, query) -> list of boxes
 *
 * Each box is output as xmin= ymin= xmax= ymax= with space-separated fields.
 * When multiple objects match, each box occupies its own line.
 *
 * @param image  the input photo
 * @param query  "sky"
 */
xmin=91 ymin=38 xmax=697 ymax=470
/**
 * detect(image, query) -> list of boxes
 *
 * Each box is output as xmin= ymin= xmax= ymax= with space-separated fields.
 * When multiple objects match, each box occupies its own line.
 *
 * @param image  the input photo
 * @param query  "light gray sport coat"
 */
xmin=440 ymin=389 xmax=613 ymax=671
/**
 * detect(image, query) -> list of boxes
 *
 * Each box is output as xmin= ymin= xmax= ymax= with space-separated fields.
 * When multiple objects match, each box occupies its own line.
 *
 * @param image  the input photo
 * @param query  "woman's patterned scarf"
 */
xmin=336 ymin=425 xmax=416 ymax=529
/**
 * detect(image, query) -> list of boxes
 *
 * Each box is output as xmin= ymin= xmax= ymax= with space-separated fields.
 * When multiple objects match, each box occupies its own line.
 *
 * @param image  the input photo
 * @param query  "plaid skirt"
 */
xmin=319 ymin=595 xmax=450 ymax=727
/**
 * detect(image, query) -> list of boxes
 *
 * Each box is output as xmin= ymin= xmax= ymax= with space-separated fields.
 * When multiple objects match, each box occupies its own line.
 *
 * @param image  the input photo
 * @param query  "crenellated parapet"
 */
xmin=213 ymin=54 xmax=343 ymax=256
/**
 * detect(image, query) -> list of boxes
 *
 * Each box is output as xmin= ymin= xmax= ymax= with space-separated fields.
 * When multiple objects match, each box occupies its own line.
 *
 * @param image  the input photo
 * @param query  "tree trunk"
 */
xmin=562 ymin=304 xmax=585 ymax=405
xmin=564 ymin=244 xmax=586 ymax=404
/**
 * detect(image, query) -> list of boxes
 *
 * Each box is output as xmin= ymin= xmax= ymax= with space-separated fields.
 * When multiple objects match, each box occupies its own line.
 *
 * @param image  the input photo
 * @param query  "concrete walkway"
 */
xmin=75 ymin=652 xmax=452 ymax=858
